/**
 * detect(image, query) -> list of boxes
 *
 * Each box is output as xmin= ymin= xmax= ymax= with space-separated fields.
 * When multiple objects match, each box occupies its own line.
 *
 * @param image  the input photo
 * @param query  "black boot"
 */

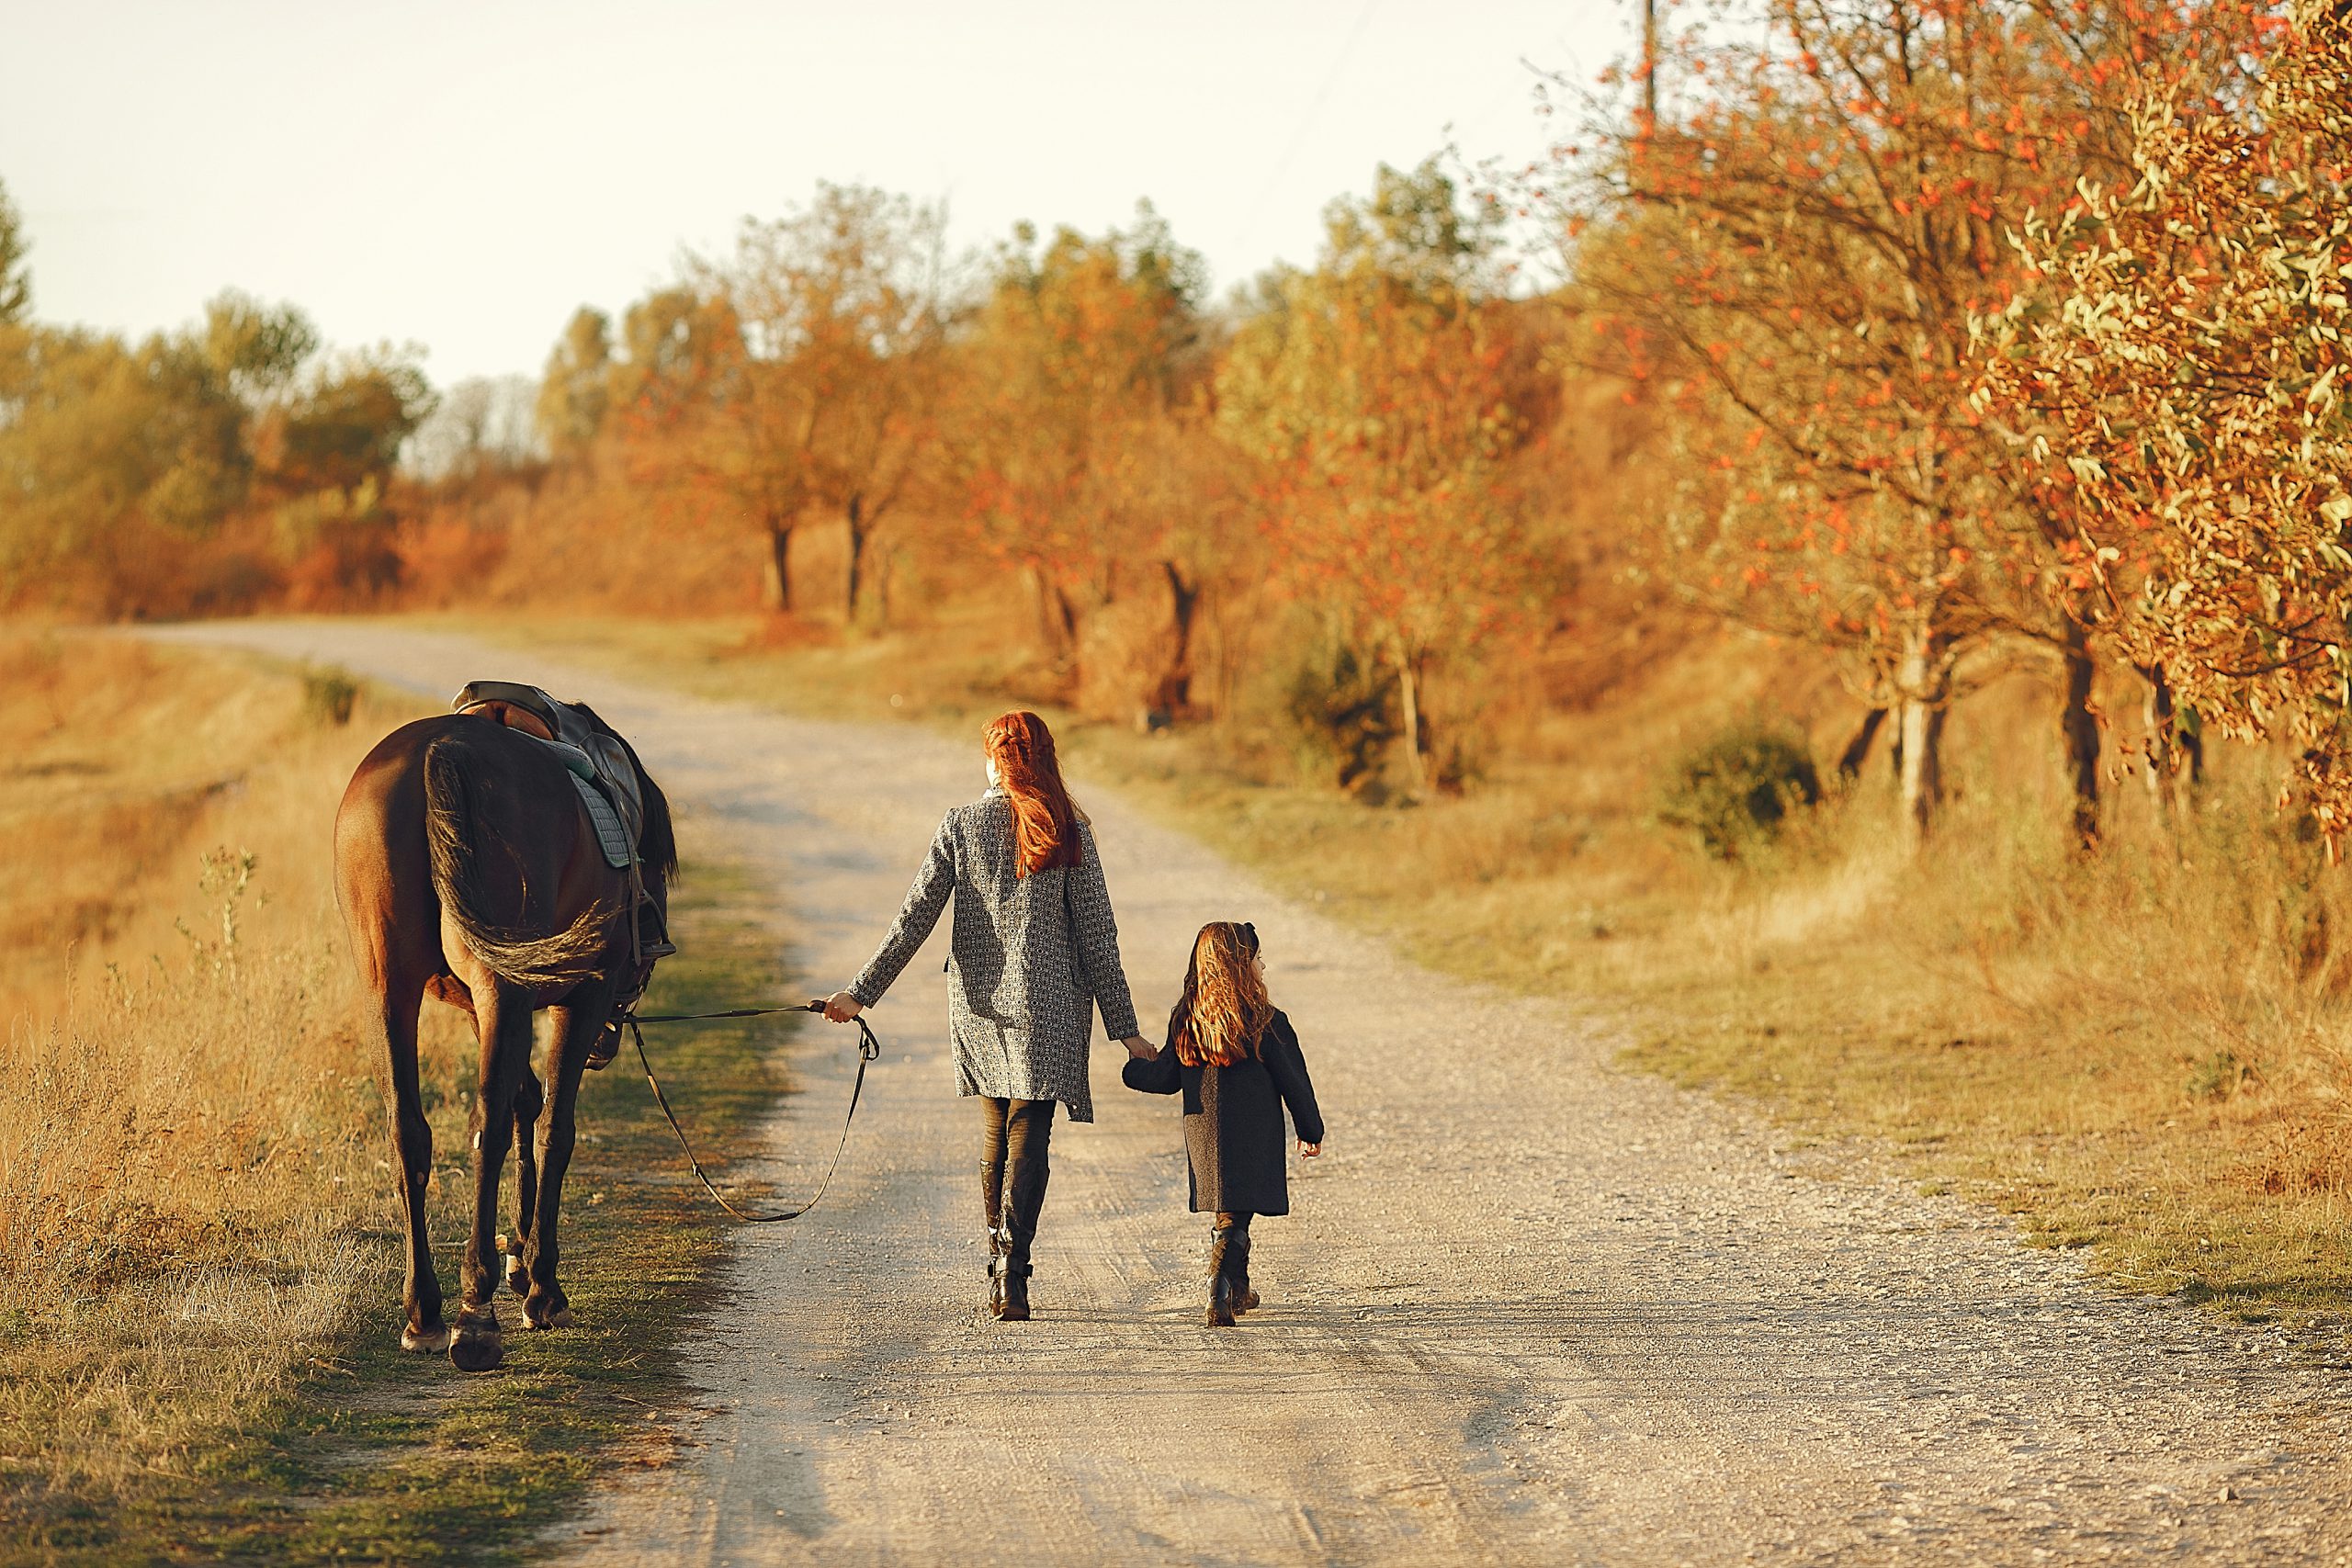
xmin=1000 ymin=1156 xmax=1049 ymax=1322
xmin=1227 ymin=1222 xmax=1259 ymax=1314
xmin=981 ymin=1160 xmax=1007 ymax=1318
xmin=1205 ymin=1218 xmax=1239 ymax=1326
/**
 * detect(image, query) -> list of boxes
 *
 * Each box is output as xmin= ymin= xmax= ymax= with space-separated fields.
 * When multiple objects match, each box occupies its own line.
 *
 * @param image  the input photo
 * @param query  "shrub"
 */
xmin=1656 ymin=724 xmax=1822 ymax=860
xmin=1283 ymin=639 xmax=1398 ymax=793
xmin=301 ymin=666 xmax=358 ymax=726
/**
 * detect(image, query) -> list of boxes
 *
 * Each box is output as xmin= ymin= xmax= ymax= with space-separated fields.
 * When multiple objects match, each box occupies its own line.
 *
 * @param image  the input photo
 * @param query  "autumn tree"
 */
xmin=591 ymin=187 xmax=948 ymax=618
xmin=717 ymin=184 xmax=947 ymax=621
xmin=1218 ymin=161 xmax=1546 ymax=794
xmin=0 ymin=285 xmax=429 ymax=612
xmin=952 ymin=204 xmax=1227 ymax=709
xmin=594 ymin=284 xmax=808 ymax=602
xmin=537 ymin=307 xmax=613 ymax=458
xmin=1979 ymin=0 xmax=2352 ymax=829
xmin=1559 ymin=0 xmax=2217 ymax=849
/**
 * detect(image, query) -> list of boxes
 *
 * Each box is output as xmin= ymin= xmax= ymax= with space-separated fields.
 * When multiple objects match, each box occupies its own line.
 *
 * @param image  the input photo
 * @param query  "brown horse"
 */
xmin=334 ymin=705 xmax=675 ymax=1371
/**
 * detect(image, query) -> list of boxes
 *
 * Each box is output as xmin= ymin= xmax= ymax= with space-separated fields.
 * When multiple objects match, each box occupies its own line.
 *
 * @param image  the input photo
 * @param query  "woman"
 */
xmin=825 ymin=710 xmax=1152 ymax=1321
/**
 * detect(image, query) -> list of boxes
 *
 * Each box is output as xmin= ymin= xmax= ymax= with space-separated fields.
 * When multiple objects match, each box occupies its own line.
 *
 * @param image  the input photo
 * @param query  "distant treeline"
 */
xmin=2 ymin=0 xmax=2346 ymax=839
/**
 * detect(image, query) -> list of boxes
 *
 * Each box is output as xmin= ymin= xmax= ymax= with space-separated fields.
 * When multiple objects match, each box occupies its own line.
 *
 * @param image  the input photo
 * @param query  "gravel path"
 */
xmin=155 ymin=621 xmax=2352 ymax=1564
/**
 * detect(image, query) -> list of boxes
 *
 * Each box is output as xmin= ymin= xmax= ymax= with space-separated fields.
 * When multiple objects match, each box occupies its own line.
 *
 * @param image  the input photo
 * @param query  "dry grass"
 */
xmin=0 ymin=633 xmax=471 ymax=1519
xmin=448 ymin=605 xmax=2352 ymax=1321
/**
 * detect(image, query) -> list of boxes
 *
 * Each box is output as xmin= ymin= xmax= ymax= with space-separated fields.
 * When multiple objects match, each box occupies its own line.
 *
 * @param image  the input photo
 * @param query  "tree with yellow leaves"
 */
xmin=1979 ymin=0 xmax=2352 ymax=829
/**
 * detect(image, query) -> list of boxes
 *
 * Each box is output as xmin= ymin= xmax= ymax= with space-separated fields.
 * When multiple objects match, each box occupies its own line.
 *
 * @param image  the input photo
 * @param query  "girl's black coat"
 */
xmin=1122 ymin=1010 xmax=1323 ymax=1214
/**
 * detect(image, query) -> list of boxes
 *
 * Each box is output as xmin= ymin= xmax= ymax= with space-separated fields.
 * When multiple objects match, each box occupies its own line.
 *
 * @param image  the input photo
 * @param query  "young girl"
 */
xmin=1123 ymin=920 xmax=1324 ymax=1325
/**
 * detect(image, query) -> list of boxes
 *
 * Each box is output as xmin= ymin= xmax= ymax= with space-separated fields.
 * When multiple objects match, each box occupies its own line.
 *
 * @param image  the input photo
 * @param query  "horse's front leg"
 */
xmin=523 ymin=983 xmax=616 ymax=1332
xmin=504 ymin=1063 xmax=545 ymax=1297
xmin=450 ymin=977 xmax=533 ymax=1372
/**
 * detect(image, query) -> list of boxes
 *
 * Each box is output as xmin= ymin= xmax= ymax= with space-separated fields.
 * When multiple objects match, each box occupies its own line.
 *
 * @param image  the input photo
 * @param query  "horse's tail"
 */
xmin=424 ymin=732 xmax=616 ymax=989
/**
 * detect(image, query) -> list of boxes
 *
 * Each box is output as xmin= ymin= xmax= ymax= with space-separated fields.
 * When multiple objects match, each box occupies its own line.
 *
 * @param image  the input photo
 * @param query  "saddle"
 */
xmin=451 ymin=681 xmax=674 ymax=1063
xmin=452 ymin=680 xmax=646 ymax=870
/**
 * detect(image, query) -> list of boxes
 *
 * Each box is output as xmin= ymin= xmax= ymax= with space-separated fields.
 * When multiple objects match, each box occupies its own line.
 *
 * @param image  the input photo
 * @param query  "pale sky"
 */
xmin=0 ymin=2 xmax=1631 ymax=387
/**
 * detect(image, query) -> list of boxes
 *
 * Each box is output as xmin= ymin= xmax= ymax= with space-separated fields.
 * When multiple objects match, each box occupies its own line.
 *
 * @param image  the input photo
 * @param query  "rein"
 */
xmin=624 ymin=1001 xmax=882 ymax=1224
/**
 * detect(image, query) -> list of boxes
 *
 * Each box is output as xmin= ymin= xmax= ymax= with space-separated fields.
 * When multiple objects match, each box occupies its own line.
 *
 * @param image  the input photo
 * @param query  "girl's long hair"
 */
xmin=1171 ymin=921 xmax=1273 ymax=1068
xmin=984 ymin=710 xmax=1083 ymax=877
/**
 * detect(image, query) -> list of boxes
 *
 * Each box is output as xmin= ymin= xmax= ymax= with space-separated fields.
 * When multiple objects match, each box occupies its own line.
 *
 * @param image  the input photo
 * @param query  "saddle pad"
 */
xmin=572 ymin=773 xmax=636 ymax=869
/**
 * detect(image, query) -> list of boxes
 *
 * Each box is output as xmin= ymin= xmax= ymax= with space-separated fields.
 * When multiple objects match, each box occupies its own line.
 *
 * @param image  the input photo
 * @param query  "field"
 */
xmin=0 ymin=633 xmax=800 ymax=1562
xmin=461 ymin=606 xmax=2352 ymax=1323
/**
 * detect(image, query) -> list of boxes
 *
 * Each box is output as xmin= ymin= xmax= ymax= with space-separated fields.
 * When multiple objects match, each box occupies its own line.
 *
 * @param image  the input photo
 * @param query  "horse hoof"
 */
xmin=401 ymin=1323 xmax=453 ymax=1353
xmin=524 ymin=1294 xmax=574 ymax=1331
xmin=505 ymin=1257 xmax=529 ymax=1297
xmin=449 ymin=1308 xmax=504 ymax=1371
xmin=449 ymin=1329 xmax=504 ymax=1372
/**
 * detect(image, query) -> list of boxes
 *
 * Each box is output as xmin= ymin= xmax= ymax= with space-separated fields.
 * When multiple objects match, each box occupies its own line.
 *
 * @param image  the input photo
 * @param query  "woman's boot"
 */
xmin=982 ymin=1159 xmax=1007 ymax=1318
xmin=1000 ymin=1156 xmax=1049 ymax=1322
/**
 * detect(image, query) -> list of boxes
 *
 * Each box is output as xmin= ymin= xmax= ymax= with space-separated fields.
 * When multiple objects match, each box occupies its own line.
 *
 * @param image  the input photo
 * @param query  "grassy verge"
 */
xmin=1 ymin=630 xmax=804 ymax=1563
xmin=102 ymin=863 xmax=797 ymax=1566
xmin=445 ymin=608 xmax=2352 ymax=1326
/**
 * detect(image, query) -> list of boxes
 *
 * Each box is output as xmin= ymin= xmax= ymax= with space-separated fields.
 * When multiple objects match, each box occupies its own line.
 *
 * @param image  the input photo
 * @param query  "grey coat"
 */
xmin=850 ymin=791 xmax=1140 ymax=1122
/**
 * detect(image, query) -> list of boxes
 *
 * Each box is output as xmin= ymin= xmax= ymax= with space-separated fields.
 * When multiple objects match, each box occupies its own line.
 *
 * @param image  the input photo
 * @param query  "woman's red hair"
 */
xmin=985 ymin=711 xmax=1083 ymax=877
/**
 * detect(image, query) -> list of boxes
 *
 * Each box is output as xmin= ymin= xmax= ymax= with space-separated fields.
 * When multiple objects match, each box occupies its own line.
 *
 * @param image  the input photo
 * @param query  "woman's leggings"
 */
xmin=978 ymin=1098 xmax=1057 ymax=1271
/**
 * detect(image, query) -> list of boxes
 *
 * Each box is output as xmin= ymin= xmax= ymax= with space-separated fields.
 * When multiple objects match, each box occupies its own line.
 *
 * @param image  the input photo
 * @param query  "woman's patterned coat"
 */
xmin=850 ymin=790 xmax=1140 ymax=1122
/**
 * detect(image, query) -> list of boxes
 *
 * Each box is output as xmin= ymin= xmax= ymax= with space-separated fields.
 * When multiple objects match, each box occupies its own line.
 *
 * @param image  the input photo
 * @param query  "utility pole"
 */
xmin=1642 ymin=0 xmax=1659 ymax=130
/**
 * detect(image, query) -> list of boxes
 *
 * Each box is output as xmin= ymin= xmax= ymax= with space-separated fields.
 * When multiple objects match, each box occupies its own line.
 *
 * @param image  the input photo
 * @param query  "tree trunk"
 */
xmin=842 ymin=493 xmax=866 ymax=626
xmin=761 ymin=519 xmax=794 ymax=613
xmin=1896 ymin=620 xmax=1953 ymax=853
xmin=2060 ymin=615 xmax=2101 ymax=853
xmin=1023 ymin=567 xmax=1082 ymax=671
xmin=1022 ymin=565 xmax=1067 ymax=660
xmin=2139 ymin=663 xmax=2204 ymax=837
xmin=1838 ymin=707 xmax=1888 ymax=781
xmin=1395 ymin=636 xmax=1429 ymax=796
xmin=1147 ymin=560 xmax=1201 ymax=722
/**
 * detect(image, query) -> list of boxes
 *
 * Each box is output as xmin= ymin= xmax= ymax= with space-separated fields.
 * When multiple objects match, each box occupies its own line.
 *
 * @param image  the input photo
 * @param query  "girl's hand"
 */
xmin=823 ymin=990 xmax=864 ymax=1023
xmin=1299 ymin=1140 xmax=1322 ymax=1158
xmin=1122 ymin=1035 xmax=1156 ymax=1061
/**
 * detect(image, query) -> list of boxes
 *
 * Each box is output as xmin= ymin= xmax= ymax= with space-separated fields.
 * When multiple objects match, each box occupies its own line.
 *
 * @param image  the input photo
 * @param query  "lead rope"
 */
xmin=625 ymin=1000 xmax=883 ymax=1224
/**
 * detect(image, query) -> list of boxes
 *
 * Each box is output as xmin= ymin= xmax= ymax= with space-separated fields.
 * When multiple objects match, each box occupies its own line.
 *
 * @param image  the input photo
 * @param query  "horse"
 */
xmin=334 ymin=702 xmax=675 ymax=1371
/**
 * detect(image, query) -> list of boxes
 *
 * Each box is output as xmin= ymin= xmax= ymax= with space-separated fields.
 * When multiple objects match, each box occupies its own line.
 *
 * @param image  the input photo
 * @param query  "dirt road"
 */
xmin=156 ymin=621 xmax=2352 ymax=1564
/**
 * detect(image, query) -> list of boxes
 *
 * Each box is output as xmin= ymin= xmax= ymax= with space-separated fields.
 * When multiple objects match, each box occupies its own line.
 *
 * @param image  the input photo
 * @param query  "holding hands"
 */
xmin=1299 ymin=1140 xmax=1322 ymax=1158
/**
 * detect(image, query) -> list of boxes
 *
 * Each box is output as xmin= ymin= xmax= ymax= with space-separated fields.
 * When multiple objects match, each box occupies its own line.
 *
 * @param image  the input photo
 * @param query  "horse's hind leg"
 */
xmin=523 ymin=986 xmax=616 ymax=1332
xmin=377 ymin=981 xmax=449 ymax=1352
xmin=505 ymin=1064 xmax=544 ymax=1298
xmin=450 ymin=978 xmax=532 ymax=1372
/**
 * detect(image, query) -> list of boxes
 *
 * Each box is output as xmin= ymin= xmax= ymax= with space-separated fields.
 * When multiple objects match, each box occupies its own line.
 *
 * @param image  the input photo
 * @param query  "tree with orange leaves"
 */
xmin=1559 ymin=0 xmax=2238 ymax=849
xmin=580 ymin=186 xmax=946 ymax=620
xmin=1978 ymin=0 xmax=2352 ymax=831
xmin=719 ymin=185 xmax=946 ymax=624
xmin=951 ymin=205 xmax=1227 ymax=710
xmin=1217 ymin=161 xmax=1548 ymax=795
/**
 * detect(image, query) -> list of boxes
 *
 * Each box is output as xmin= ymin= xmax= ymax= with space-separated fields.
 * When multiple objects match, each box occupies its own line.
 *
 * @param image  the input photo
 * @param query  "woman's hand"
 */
xmin=1299 ymin=1140 xmax=1322 ymax=1158
xmin=1122 ymin=1035 xmax=1156 ymax=1061
xmin=823 ymin=990 xmax=864 ymax=1023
